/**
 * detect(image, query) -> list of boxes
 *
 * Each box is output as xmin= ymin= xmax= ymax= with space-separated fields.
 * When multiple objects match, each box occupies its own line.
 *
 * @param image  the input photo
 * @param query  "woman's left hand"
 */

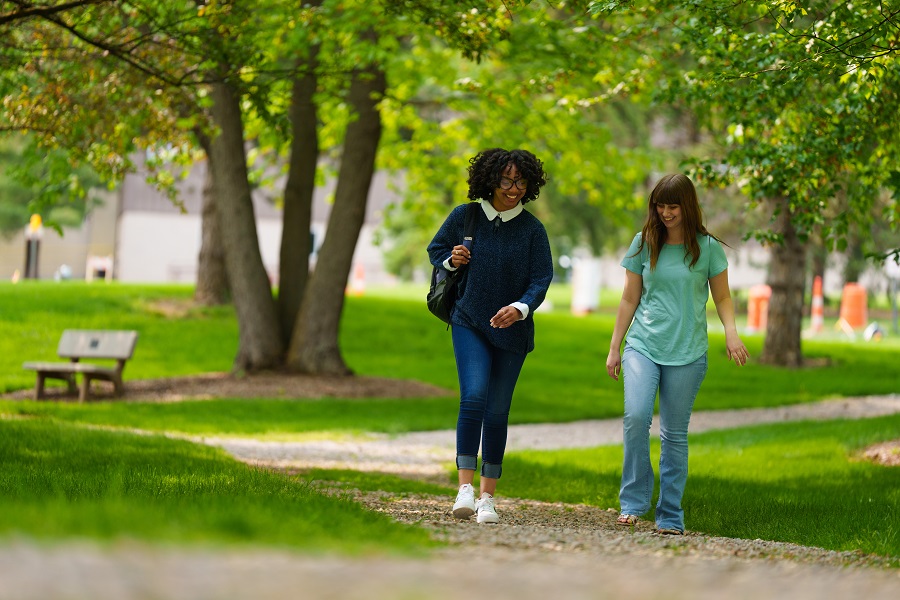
xmin=490 ymin=306 xmax=522 ymax=329
xmin=725 ymin=333 xmax=749 ymax=366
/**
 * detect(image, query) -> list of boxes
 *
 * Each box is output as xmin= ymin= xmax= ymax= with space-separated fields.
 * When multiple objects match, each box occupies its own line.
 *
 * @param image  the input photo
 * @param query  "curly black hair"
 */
xmin=466 ymin=148 xmax=548 ymax=204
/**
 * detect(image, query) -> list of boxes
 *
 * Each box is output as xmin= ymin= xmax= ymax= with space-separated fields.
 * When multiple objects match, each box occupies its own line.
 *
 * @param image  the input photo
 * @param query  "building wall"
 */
xmin=1 ymin=226 xmax=88 ymax=281
xmin=116 ymin=212 xmax=202 ymax=283
xmin=0 ymin=188 xmax=119 ymax=281
xmin=116 ymin=211 xmax=289 ymax=284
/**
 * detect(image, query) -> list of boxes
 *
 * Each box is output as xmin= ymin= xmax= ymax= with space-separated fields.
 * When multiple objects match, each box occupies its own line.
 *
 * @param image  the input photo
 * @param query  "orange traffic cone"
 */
xmin=810 ymin=275 xmax=824 ymax=334
xmin=347 ymin=263 xmax=366 ymax=297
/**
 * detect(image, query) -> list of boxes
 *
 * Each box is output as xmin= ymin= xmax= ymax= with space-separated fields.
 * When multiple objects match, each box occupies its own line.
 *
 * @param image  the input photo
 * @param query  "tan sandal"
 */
xmin=616 ymin=514 xmax=639 ymax=526
xmin=656 ymin=527 xmax=684 ymax=535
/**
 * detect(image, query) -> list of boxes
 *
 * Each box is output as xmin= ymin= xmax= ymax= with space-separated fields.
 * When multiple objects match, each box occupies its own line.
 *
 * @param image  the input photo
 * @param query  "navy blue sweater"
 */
xmin=427 ymin=202 xmax=553 ymax=354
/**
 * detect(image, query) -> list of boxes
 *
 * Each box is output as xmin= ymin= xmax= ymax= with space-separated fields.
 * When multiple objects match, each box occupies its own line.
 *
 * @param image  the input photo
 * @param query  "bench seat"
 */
xmin=22 ymin=362 xmax=124 ymax=375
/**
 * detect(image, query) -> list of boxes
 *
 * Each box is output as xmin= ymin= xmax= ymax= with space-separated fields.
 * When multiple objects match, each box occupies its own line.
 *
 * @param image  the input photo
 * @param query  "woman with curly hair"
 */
xmin=427 ymin=148 xmax=554 ymax=524
xmin=606 ymin=173 xmax=749 ymax=535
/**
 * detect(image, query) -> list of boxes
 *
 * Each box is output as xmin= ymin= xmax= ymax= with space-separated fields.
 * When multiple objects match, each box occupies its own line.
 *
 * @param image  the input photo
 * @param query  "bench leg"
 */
xmin=79 ymin=376 xmax=91 ymax=402
xmin=112 ymin=375 xmax=124 ymax=398
xmin=34 ymin=372 xmax=79 ymax=400
xmin=65 ymin=374 xmax=77 ymax=395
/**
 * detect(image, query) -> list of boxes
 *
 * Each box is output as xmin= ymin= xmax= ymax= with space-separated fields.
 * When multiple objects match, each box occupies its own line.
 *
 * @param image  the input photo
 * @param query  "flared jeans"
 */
xmin=451 ymin=323 xmax=526 ymax=479
xmin=620 ymin=345 xmax=708 ymax=531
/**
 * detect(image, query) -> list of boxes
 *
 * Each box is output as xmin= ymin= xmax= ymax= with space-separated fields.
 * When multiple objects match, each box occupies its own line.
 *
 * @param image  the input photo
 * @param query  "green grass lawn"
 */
xmin=4 ymin=282 xmax=898 ymax=420
xmin=0 ymin=282 xmax=237 ymax=391
xmin=1 ymin=282 xmax=899 ymax=562
xmin=0 ymin=417 xmax=435 ymax=554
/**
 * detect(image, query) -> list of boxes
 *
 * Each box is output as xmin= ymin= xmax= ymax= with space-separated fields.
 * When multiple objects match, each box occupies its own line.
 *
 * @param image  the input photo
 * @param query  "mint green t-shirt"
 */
xmin=621 ymin=232 xmax=728 ymax=366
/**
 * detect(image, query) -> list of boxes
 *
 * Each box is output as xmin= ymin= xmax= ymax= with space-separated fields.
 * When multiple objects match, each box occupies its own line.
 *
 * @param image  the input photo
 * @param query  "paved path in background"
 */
xmin=202 ymin=394 xmax=900 ymax=479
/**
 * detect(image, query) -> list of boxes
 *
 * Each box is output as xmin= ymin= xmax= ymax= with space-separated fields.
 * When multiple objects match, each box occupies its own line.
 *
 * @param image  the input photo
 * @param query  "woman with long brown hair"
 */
xmin=605 ymin=173 xmax=748 ymax=535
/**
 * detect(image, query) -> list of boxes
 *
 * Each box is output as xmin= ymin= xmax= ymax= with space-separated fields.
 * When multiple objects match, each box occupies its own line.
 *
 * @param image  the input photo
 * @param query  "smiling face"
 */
xmin=491 ymin=163 xmax=527 ymax=212
xmin=656 ymin=202 xmax=683 ymax=236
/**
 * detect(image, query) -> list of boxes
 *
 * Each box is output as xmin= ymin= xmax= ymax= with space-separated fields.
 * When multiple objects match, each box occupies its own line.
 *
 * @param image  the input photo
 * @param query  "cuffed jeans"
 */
xmin=452 ymin=323 xmax=526 ymax=479
xmin=620 ymin=345 xmax=708 ymax=531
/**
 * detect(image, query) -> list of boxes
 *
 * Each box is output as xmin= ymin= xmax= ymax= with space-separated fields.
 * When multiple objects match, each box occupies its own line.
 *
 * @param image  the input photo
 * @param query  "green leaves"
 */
xmin=375 ymin=2 xmax=666 ymax=270
xmin=379 ymin=0 xmax=513 ymax=62
xmin=587 ymin=1 xmax=633 ymax=16
xmin=623 ymin=1 xmax=900 ymax=254
xmin=0 ymin=133 xmax=103 ymax=236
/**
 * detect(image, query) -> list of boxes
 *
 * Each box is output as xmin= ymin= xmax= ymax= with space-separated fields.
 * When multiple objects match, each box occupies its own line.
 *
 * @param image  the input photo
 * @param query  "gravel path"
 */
xmin=2 ymin=395 xmax=899 ymax=599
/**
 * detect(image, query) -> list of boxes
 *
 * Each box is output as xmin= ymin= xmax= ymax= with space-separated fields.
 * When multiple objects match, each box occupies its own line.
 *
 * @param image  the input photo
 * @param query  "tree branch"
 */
xmin=767 ymin=4 xmax=900 ymax=63
xmin=0 ymin=0 xmax=107 ymax=26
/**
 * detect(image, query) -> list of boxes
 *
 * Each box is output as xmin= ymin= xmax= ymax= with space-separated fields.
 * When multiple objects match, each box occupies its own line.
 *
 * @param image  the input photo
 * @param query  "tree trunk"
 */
xmin=842 ymin=228 xmax=865 ymax=284
xmin=207 ymin=80 xmax=284 ymax=371
xmin=810 ymin=235 xmax=827 ymax=287
xmin=809 ymin=234 xmax=827 ymax=312
xmin=760 ymin=198 xmax=806 ymax=367
xmin=286 ymin=58 xmax=386 ymax=375
xmin=194 ymin=139 xmax=229 ymax=306
xmin=277 ymin=45 xmax=320 ymax=347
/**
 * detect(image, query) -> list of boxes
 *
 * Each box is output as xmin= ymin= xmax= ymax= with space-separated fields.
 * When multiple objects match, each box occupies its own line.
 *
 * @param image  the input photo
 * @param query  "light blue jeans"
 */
xmin=620 ymin=345 xmax=708 ymax=532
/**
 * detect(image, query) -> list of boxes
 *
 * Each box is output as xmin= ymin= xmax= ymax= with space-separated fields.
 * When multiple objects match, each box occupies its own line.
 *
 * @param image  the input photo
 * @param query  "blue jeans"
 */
xmin=452 ymin=324 xmax=526 ymax=479
xmin=620 ymin=345 xmax=708 ymax=531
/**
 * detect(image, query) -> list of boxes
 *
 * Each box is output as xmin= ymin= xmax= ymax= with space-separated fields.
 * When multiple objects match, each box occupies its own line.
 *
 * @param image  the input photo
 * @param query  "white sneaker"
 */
xmin=475 ymin=493 xmax=499 ymax=524
xmin=452 ymin=484 xmax=476 ymax=519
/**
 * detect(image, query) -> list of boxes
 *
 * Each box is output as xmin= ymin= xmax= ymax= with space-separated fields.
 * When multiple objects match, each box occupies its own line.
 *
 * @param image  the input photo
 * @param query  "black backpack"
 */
xmin=426 ymin=203 xmax=479 ymax=325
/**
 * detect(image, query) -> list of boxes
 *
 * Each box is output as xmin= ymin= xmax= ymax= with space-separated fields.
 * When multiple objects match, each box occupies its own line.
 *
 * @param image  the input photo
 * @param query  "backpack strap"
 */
xmin=463 ymin=201 xmax=479 ymax=248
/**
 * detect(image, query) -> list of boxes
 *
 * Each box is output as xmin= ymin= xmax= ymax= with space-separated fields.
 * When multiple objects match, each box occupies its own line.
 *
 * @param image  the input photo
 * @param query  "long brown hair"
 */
xmin=636 ymin=174 xmax=720 ymax=270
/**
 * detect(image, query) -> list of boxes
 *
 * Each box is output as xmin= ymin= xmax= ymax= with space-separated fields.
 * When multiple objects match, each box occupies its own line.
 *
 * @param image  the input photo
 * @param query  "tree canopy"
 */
xmin=3 ymin=0 xmax=899 ymax=373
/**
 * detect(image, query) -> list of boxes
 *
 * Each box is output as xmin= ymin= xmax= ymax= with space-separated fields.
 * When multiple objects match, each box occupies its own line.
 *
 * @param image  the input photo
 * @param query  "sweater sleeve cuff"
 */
xmin=443 ymin=258 xmax=458 ymax=271
xmin=511 ymin=302 xmax=529 ymax=320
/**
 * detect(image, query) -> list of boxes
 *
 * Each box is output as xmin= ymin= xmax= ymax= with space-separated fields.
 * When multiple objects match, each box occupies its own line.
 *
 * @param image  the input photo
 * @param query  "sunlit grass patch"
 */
xmin=0 ymin=419 xmax=436 ymax=554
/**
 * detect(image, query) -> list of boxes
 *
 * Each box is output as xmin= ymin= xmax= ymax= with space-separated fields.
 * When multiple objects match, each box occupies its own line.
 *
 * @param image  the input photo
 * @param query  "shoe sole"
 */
xmin=476 ymin=514 xmax=499 ymax=524
xmin=452 ymin=506 xmax=475 ymax=519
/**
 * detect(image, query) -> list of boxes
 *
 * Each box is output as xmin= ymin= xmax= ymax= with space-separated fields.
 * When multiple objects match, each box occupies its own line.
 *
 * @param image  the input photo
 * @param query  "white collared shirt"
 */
xmin=480 ymin=198 xmax=524 ymax=222
xmin=443 ymin=200 xmax=530 ymax=320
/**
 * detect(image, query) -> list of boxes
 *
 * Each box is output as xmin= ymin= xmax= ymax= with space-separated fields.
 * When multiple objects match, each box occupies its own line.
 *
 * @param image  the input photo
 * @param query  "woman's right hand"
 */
xmin=606 ymin=350 xmax=621 ymax=381
xmin=449 ymin=245 xmax=470 ymax=268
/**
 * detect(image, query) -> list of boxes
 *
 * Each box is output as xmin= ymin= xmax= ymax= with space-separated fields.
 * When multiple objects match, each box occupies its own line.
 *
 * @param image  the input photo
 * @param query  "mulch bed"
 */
xmin=1 ymin=372 xmax=455 ymax=403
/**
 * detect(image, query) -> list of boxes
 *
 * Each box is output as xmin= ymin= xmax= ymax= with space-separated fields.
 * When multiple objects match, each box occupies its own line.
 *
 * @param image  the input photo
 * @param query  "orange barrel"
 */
xmin=839 ymin=283 xmax=868 ymax=329
xmin=746 ymin=284 xmax=772 ymax=332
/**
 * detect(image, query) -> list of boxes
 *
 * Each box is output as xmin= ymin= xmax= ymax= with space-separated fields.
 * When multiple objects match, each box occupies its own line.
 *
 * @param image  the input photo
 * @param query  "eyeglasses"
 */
xmin=499 ymin=177 xmax=528 ymax=191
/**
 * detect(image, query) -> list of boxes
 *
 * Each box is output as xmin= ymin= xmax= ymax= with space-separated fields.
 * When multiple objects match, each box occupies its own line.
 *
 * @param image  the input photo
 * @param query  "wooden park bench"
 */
xmin=23 ymin=330 xmax=139 ymax=401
